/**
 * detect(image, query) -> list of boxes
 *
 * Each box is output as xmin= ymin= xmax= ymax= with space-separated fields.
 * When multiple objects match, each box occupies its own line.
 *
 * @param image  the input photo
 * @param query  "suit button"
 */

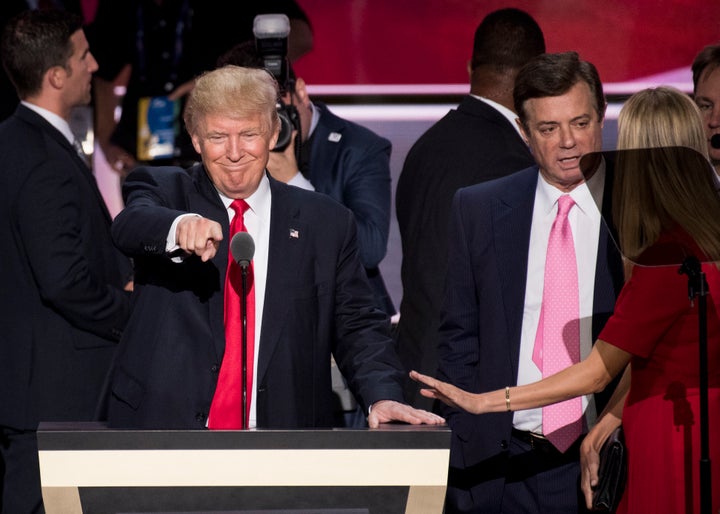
xmin=195 ymin=412 xmax=206 ymax=422
xmin=211 ymin=364 xmax=219 ymax=373
xmin=500 ymin=440 xmax=508 ymax=450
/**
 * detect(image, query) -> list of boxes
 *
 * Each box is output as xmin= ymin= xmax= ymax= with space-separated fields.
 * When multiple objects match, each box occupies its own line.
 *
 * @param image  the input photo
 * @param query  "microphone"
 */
xmin=229 ymin=231 xmax=254 ymax=430
xmin=230 ymin=232 xmax=255 ymax=268
xmin=711 ymin=134 xmax=720 ymax=150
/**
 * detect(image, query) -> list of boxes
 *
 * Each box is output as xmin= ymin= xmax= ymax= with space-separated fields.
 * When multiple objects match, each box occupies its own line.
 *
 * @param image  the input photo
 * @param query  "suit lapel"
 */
xmin=256 ymin=177 xmax=308 ymax=383
xmin=493 ymin=169 xmax=537 ymax=377
xmin=17 ymin=105 xmax=114 ymax=225
xmin=308 ymin=104 xmax=342 ymax=186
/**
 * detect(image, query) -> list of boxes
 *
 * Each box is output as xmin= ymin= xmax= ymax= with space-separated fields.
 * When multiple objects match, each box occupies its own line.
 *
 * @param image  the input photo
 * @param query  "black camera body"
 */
xmin=253 ymin=14 xmax=301 ymax=153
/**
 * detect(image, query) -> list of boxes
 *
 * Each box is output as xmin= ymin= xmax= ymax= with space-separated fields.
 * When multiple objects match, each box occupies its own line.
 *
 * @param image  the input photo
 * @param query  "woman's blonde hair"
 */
xmin=614 ymin=86 xmax=720 ymax=264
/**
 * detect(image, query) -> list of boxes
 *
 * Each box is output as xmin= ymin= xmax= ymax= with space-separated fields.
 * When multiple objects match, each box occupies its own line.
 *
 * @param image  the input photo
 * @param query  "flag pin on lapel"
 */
xmin=328 ymin=132 xmax=342 ymax=143
xmin=289 ymin=228 xmax=299 ymax=239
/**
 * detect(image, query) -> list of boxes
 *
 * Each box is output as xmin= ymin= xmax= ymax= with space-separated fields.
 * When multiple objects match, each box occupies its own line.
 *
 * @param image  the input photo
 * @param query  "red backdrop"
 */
xmin=293 ymin=0 xmax=720 ymax=86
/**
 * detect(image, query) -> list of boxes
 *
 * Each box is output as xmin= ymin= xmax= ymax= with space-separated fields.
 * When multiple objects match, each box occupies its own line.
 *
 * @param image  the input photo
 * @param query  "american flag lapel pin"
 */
xmin=289 ymin=228 xmax=299 ymax=239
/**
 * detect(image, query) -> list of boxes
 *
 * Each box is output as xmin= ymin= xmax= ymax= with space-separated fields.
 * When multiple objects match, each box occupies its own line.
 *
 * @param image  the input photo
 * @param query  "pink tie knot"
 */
xmin=557 ymin=195 xmax=575 ymax=217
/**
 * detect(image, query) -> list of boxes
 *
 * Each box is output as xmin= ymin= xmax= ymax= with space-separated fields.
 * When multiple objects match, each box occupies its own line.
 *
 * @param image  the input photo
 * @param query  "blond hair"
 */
xmin=184 ymin=65 xmax=279 ymax=136
xmin=614 ymin=87 xmax=720 ymax=264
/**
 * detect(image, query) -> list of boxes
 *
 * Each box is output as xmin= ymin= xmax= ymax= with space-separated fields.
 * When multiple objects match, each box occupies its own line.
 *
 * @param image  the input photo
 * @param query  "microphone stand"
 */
xmin=240 ymin=262 xmax=250 ymax=431
xmin=679 ymin=256 xmax=712 ymax=514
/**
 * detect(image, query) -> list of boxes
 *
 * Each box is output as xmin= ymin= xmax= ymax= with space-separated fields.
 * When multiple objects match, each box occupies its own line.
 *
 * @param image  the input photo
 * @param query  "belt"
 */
xmin=511 ymin=428 xmax=554 ymax=451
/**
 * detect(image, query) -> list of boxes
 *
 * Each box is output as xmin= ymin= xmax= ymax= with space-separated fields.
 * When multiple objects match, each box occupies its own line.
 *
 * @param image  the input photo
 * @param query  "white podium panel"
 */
xmin=37 ymin=422 xmax=450 ymax=514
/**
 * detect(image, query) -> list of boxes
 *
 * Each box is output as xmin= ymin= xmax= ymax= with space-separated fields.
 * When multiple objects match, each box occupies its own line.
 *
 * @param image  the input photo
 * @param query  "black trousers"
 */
xmin=0 ymin=426 xmax=44 ymax=514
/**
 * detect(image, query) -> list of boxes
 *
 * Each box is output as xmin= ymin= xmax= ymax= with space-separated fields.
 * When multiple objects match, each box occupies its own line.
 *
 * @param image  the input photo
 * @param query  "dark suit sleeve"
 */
xmin=331 ymin=212 xmax=405 ymax=409
xmin=112 ymin=166 xmax=194 ymax=257
xmin=340 ymin=135 xmax=392 ymax=269
xmin=14 ymin=156 xmax=129 ymax=341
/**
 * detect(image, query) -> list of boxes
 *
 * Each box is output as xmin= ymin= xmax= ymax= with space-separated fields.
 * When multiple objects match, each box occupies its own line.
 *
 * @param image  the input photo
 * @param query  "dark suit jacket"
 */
xmin=107 ymin=165 xmax=405 ymax=429
xmin=438 ymin=165 xmax=624 ymax=510
xmin=0 ymin=105 xmax=132 ymax=430
xmin=395 ymin=96 xmax=536 ymax=406
xmin=308 ymin=102 xmax=395 ymax=315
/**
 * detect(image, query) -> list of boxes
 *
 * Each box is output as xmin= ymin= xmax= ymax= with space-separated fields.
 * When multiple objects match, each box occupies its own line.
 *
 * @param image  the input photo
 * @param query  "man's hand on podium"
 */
xmin=367 ymin=400 xmax=446 ymax=428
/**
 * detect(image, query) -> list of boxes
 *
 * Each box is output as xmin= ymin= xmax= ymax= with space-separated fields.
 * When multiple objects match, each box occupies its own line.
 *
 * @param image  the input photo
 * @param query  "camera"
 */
xmin=253 ymin=14 xmax=301 ymax=153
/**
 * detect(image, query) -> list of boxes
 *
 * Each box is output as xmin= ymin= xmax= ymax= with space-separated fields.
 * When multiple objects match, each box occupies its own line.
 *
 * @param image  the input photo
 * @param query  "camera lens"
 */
xmin=274 ymin=107 xmax=293 ymax=152
xmin=273 ymin=102 xmax=300 ymax=152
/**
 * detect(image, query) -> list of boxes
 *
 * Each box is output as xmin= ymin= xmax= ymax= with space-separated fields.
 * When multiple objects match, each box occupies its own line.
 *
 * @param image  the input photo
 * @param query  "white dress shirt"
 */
xmin=513 ymin=163 xmax=606 ymax=434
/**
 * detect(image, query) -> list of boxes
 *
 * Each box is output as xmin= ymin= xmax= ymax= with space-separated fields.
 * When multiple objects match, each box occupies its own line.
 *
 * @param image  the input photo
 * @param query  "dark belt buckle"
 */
xmin=528 ymin=431 xmax=547 ymax=450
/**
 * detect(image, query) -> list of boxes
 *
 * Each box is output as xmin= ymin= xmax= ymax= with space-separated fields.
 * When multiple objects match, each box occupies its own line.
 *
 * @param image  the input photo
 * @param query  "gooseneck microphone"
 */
xmin=710 ymin=134 xmax=720 ymax=150
xmin=229 ymin=231 xmax=254 ymax=429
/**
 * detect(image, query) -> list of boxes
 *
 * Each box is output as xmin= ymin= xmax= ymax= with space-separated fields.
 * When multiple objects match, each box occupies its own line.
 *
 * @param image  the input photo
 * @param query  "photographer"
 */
xmin=88 ymin=1 xmax=313 ymax=174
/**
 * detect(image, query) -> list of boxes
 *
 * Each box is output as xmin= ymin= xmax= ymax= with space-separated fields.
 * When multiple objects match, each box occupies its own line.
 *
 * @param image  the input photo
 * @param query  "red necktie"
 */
xmin=208 ymin=199 xmax=255 ymax=429
xmin=532 ymin=195 xmax=583 ymax=452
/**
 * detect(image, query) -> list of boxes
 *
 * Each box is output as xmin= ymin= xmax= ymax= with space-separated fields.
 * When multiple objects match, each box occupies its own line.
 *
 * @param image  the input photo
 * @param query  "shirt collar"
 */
xmin=471 ymin=94 xmax=523 ymax=138
xmin=306 ymin=101 xmax=320 ymax=139
xmin=21 ymin=101 xmax=75 ymax=144
xmin=217 ymin=173 xmax=271 ymax=214
xmin=536 ymin=158 xmax=606 ymax=218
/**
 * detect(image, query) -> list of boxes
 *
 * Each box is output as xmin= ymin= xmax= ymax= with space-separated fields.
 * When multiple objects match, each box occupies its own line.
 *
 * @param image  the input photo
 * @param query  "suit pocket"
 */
xmin=111 ymin=367 xmax=145 ymax=410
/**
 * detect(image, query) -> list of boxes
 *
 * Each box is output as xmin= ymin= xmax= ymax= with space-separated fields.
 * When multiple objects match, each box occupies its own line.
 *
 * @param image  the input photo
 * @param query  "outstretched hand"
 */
xmin=409 ymin=370 xmax=484 ymax=415
xmin=367 ymin=399 xmax=445 ymax=428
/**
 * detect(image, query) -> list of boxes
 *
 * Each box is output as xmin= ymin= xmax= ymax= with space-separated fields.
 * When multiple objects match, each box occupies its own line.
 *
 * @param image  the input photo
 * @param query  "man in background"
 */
xmin=692 ymin=42 xmax=720 ymax=175
xmin=88 ymin=0 xmax=313 ymax=174
xmin=395 ymin=8 xmax=545 ymax=410
xmin=0 ymin=10 xmax=132 ymax=512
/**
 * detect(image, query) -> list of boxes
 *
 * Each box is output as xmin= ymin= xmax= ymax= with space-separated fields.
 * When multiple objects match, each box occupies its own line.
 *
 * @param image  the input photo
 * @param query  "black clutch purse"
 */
xmin=592 ymin=426 xmax=627 ymax=512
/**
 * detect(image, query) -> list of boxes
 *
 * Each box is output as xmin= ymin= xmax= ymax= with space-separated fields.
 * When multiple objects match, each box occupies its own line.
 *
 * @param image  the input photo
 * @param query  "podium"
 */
xmin=37 ymin=422 xmax=451 ymax=514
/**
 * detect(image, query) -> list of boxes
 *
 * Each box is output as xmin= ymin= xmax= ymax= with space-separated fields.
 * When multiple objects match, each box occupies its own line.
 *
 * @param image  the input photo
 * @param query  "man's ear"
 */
xmin=293 ymin=77 xmax=310 ymax=106
xmin=190 ymin=133 xmax=202 ymax=155
xmin=46 ymin=66 xmax=66 ymax=91
xmin=516 ymin=118 xmax=530 ymax=146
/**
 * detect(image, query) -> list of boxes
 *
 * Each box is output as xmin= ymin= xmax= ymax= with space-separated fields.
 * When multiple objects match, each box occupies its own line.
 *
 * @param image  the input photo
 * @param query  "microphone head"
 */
xmin=711 ymin=134 xmax=720 ymax=150
xmin=230 ymin=232 xmax=255 ymax=268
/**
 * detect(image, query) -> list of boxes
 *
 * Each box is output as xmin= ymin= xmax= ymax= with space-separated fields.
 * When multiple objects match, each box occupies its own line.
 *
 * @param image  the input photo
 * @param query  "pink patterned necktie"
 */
xmin=208 ymin=199 xmax=255 ymax=429
xmin=532 ymin=194 xmax=582 ymax=452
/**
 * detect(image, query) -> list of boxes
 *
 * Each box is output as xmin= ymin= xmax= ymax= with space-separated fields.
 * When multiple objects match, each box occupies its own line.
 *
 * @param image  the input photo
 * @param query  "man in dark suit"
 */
xmin=434 ymin=52 xmax=624 ymax=513
xmin=106 ymin=65 xmax=444 ymax=431
xmin=395 ymin=8 xmax=546 ymax=409
xmin=0 ymin=10 xmax=132 ymax=512
xmin=217 ymin=41 xmax=395 ymax=426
